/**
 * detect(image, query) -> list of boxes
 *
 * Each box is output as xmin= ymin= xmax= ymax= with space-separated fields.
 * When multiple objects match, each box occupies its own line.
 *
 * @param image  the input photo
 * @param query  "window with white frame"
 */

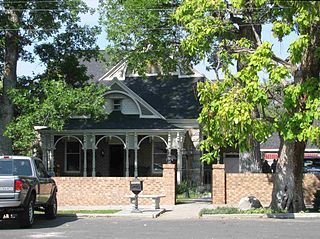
xmin=152 ymin=138 xmax=167 ymax=173
xmin=65 ymin=140 xmax=81 ymax=173
xmin=113 ymin=99 xmax=122 ymax=111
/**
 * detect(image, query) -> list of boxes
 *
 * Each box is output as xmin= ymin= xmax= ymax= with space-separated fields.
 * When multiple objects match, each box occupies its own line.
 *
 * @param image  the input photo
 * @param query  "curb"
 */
xmin=58 ymin=209 xmax=165 ymax=219
xmin=201 ymin=213 xmax=320 ymax=219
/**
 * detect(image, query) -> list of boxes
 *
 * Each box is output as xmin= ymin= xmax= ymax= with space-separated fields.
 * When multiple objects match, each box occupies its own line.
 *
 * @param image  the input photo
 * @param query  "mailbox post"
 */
xmin=130 ymin=177 xmax=143 ymax=213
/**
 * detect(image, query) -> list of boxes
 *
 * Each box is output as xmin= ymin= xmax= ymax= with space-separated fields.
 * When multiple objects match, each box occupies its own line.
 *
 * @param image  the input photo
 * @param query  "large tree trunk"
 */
xmin=0 ymin=5 xmax=19 ymax=155
xmin=271 ymin=139 xmax=306 ymax=212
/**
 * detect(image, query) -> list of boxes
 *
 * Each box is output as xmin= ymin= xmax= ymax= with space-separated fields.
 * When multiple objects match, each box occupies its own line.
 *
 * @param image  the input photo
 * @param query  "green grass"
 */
xmin=58 ymin=209 xmax=121 ymax=215
xmin=199 ymin=207 xmax=287 ymax=216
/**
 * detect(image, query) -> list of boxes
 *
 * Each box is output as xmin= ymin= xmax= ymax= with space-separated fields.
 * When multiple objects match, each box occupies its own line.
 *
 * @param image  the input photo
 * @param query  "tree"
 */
xmin=99 ymin=0 xmax=265 ymax=172
xmin=175 ymin=0 xmax=320 ymax=212
xmin=100 ymin=0 xmax=320 ymax=211
xmin=0 ymin=0 xmax=104 ymax=154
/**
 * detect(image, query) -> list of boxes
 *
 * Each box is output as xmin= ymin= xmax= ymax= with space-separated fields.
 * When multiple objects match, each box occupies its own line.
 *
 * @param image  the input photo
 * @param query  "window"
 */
xmin=113 ymin=99 xmax=122 ymax=111
xmin=65 ymin=141 xmax=81 ymax=173
xmin=14 ymin=160 xmax=32 ymax=176
xmin=152 ymin=139 xmax=167 ymax=173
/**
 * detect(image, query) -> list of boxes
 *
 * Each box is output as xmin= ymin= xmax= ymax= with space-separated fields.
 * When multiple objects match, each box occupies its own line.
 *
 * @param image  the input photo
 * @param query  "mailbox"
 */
xmin=130 ymin=177 xmax=143 ymax=194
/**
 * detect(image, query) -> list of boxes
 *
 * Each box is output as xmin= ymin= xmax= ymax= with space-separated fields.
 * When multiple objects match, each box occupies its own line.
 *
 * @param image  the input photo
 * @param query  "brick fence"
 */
xmin=54 ymin=164 xmax=176 ymax=207
xmin=212 ymin=164 xmax=320 ymax=206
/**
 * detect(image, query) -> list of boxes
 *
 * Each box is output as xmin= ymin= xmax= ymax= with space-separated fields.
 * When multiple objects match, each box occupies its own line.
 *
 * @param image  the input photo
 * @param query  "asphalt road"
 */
xmin=0 ymin=215 xmax=319 ymax=239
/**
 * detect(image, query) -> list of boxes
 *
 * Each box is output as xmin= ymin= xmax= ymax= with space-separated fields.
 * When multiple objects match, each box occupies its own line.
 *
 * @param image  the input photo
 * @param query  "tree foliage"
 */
xmin=0 ymin=0 xmax=106 ymax=154
xmin=100 ymin=0 xmax=320 ymax=211
xmin=99 ymin=0 xmax=185 ymax=74
xmin=5 ymin=79 xmax=107 ymax=154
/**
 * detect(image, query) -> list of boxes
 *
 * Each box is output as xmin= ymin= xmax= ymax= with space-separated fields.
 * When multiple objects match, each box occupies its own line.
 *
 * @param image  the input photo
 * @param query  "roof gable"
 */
xmin=105 ymin=79 xmax=165 ymax=119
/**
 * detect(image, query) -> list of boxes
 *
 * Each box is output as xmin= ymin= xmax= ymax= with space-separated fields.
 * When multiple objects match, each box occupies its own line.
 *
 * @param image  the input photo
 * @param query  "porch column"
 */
xmin=177 ymin=148 xmax=182 ymax=184
xmin=83 ymin=135 xmax=88 ymax=177
xmin=166 ymin=133 xmax=172 ymax=163
xmin=91 ymin=135 xmax=96 ymax=177
xmin=134 ymin=133 xmax=138 ymax=177
xmin=177 ymin=132 xmax=185 ymax=185
xmin=125 ymin=133 xmax=129 ymax=177
xmin=40 ymin=134 xmax=48 ymax=170
xmin=48 ymin=134 xmax=55 ymax=174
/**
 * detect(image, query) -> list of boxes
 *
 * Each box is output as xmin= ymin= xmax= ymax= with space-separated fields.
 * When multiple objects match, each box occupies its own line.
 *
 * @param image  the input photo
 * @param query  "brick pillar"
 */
xmin=212 ymin=164 xmax=226 ymax=204
xmin=162 ymin=164 xmax=176 ymax=205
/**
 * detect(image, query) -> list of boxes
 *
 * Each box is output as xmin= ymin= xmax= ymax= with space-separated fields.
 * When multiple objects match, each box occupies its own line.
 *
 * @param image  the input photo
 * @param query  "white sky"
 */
xmin=17 ymin=0 xmax=294 ymax=80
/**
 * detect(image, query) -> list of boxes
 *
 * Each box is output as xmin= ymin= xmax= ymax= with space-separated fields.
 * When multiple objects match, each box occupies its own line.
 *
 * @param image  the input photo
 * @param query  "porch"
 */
xmin=40 ymin=127 xmax=189 ymax=183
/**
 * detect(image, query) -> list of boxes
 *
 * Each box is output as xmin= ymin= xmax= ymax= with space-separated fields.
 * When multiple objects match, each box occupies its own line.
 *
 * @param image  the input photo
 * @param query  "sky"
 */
xmin=17 ymin=0 xmax=294 ymax=80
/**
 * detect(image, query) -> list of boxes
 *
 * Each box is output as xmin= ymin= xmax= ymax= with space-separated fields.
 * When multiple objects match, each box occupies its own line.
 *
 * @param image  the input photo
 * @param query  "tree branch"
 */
xmin=231 ymin=46 xmax=295 ymax=70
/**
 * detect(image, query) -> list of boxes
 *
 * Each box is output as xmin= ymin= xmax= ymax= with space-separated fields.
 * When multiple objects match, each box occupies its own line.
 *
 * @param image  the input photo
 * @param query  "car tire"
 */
xmin=19 ymin=196 xmax=35 ymax=228
xmin=45 ymin=194 xmax=57 ymax=219
xmin=0 ymin=212 xmax=3 ymax=220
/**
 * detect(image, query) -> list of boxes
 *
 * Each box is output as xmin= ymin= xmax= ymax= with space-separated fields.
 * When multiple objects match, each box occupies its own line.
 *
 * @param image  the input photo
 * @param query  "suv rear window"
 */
xmin=0 ymin=159 xmax=32 ymax=176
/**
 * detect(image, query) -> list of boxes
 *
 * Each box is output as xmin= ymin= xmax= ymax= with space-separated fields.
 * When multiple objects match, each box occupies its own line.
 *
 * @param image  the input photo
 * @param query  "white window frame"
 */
xmin=64 ymin=140 xmax=81 ymax=173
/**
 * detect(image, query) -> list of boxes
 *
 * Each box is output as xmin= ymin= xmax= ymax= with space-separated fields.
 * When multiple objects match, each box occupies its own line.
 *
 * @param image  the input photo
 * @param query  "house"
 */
xmin=220 ymin=133 xmax=320 ymax=173
xmin=39 ymin=59 xmax=206 ymax=185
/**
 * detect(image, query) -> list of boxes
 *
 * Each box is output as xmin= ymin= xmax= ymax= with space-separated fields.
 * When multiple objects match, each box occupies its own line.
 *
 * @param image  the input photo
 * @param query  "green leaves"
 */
xmin=5 ymin=80 xmax=108 ymax=154
xmin=288 ymin=36 xmax=309 ymax=64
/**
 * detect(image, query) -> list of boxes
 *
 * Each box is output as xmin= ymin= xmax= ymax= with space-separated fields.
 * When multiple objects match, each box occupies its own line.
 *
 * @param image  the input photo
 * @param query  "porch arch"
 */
xmin=95 ymin=135 xmax=127 ymax=149
xmin=54 ymin=135 xmax=83 ymax=148
xmin=138 ymin=135 xmax=168 ymax=148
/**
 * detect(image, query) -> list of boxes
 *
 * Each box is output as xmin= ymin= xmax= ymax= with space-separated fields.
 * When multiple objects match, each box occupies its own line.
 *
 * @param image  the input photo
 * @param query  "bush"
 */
xmin=199 ymin=207 xmax=240 ymax=216
xmin=176 ymin=180 xmax=189 ymax=194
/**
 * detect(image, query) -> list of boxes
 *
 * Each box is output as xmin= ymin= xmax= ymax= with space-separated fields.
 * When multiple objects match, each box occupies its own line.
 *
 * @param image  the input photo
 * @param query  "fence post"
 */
xmin=162 ymin=164 xmax=176 ymax=205
xmin=212 ymin=164 xmax=226 ymax=204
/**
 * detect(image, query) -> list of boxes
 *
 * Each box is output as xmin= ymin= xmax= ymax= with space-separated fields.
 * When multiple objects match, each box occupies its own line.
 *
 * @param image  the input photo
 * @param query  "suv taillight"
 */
xmin=15 ymin=180 xmax=23 ymax=192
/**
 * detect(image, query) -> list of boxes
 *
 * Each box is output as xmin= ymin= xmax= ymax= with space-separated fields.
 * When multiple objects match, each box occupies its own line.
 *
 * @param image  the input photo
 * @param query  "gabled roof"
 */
xmin=81 ymin=57 xmax=203 ymax=120
xmin=106 ymin=78 xmax=165 ymax=119
xmin=124 ymin=76 xmax=201 ymax=119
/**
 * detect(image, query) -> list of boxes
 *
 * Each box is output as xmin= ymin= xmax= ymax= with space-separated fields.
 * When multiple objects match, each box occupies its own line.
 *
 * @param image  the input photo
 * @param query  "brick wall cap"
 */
xmin=212 ymin=164 xmax=225 ymax=169
xmin=163 ymin=164 xmax=176 ymax=169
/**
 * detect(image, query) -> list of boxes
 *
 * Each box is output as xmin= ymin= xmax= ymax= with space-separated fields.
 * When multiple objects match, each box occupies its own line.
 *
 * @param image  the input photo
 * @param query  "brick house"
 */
xmin=39 ymin=59 xmax=205 ymax=186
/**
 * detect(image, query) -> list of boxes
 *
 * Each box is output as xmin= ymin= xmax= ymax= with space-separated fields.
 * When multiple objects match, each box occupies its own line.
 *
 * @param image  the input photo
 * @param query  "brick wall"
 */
xmin=212 ymin=165 xmax=320 ymax=207
xmin=53 ymin=164 xmax=176 ymax=207
xmin=226 ymin=173 xmax=273 ymax=205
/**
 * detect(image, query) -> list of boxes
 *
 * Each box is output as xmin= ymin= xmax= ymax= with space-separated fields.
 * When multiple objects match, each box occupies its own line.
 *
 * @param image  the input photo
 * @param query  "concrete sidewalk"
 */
xmin=58 ymin=199 xmax=214 ymax=219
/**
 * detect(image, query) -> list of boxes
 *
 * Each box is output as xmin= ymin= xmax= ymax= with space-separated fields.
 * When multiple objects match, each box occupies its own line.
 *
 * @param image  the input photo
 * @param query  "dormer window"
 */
xmin=113 ymin=99 xmax=122 ymax=111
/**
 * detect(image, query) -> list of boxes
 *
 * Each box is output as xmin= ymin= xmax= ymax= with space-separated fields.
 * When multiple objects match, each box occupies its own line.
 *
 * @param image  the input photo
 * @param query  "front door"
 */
xmin=109 ymin=145 xmax=124 ymax=176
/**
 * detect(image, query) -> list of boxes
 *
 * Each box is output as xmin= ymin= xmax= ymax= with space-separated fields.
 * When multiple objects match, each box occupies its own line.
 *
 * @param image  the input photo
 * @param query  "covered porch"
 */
xmin=40 ymin=126 xmax=187 ymax=183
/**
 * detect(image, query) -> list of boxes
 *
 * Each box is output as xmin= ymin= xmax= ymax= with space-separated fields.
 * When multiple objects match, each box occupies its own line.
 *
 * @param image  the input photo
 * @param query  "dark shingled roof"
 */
xmin=81 ymin=57 xmax=202 ymax=119
xmin=261 ymin=133 xmax=319 ymax=150
xmin=124 ymin=76 xmax=201 ymax=119
xmin=64 ymin=112 xmax=181 ymax=130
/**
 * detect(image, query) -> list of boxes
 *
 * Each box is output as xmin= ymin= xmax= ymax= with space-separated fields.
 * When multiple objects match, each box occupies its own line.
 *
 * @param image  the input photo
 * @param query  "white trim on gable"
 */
xmin=105 ymin=79 xmax=165 ymax=119
xmin=98 ymin=61 xmax=127 ymax=81
xmin=96 ymin=60 xmax=205 ymax=81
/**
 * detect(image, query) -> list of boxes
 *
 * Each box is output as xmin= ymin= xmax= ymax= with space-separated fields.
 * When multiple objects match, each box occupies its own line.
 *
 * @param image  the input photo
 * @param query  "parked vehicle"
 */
xmin=0 ymin=156 xmax=57 ymax=228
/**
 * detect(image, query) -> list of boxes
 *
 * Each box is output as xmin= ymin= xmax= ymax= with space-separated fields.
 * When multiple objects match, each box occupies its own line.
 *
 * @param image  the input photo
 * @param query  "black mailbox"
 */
xmin=130 ymin=177 xmax=143 ymax=195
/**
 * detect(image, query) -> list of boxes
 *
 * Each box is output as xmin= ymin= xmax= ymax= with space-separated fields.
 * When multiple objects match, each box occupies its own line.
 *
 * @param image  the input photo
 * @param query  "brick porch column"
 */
xmin=162 ymin=164 xmax=176 ymax=205
xmin=212 ymin=164 xmax=226 ymax=204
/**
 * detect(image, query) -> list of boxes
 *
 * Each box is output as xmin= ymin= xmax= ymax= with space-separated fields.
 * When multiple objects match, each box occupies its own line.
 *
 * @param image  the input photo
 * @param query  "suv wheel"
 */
xmin=45 ymin=194 xmax=57 ymax=219
xmin=19 ymin=196 xmax=35 ymax=228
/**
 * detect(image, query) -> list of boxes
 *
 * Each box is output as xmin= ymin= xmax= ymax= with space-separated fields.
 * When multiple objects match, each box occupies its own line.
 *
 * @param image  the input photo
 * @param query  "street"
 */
xmin=0 ymin=214 xmax=318 ymax=239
